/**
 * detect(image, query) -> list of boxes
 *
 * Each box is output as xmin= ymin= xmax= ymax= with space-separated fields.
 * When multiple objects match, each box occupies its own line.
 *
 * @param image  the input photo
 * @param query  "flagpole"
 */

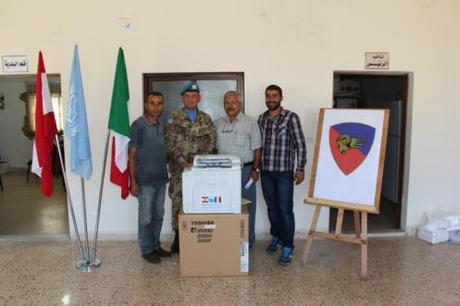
xmin=54 ymin=135 xmax=85 ymax=261
xmin=90 ymin=47 xmax=130 ymax=265
xmin=80 ymin=178 xmax=90 ymax=263
xmin=90 ymin=129 xmax=110 ymax=263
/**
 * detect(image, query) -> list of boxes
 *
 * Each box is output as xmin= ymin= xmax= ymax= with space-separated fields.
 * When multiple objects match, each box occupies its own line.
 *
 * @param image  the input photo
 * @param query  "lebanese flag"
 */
xmin=108 ymin=48 xmax=130 ymax=199
xmin=31 ymin=51 xmax=58 ymax=197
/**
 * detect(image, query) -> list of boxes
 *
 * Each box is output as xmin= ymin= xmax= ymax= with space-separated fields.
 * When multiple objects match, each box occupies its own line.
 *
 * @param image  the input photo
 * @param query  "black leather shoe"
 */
xmin=142 ymin=252 xmax=161 ymax=264
xmin=171 ymin=231 xmax=180 ymax=254
xmin=154 ymin=247 xmax=172 ymax=258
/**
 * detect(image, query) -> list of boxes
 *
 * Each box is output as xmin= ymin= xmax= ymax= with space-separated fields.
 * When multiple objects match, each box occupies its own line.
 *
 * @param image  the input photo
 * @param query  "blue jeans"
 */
xmin=260 ymin=171 xmax=295 ymax=248
xmin=137 ymin=184 xmax=166 ymax=255
xmin=242 ymin=165 xmax=256 ymax=247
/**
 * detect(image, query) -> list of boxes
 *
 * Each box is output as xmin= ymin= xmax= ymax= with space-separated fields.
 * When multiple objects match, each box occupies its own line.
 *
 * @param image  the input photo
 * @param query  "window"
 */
xmin=143 ymin=72 xmax=244 ymax=121
xmin=25 ymin=92 xmax=64 ymax=133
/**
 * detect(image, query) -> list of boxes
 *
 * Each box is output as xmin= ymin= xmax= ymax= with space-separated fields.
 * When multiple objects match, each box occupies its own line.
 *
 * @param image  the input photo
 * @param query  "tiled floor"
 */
xmin=0 ymin=170 xmax=68 ymax=235
xmin=0 ymin=237 xmax=459 ymax=305
xmin=1 ymin=171 xmax=459 ymax=305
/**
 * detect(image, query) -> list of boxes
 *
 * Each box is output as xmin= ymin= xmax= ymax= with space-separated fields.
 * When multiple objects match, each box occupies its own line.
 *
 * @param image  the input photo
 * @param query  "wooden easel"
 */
xmin=301 ymin=108 xmax=389 ymax=279
xmin=301 ymin=203 xmax=368 ymax=278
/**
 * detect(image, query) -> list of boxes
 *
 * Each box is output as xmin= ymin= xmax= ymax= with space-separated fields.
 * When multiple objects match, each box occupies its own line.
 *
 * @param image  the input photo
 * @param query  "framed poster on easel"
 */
xmin=302 ymin=108 xmax=389 ymax=278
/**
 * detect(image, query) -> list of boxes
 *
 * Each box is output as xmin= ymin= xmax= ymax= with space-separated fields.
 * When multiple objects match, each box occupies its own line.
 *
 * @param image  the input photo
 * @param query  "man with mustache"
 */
xmin=258 ymin=84 xmax=307 ymax=266
xmin=215 ymin=90 xmax=262 ymax=248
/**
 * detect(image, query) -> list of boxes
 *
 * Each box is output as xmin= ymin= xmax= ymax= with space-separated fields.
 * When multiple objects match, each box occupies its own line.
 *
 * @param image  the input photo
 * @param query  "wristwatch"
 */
xmin=252 ymin=167 xmax=260 ymax=173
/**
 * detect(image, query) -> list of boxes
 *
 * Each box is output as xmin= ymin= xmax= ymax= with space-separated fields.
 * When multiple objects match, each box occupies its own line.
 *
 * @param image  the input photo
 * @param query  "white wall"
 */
xmin=1 ymin=0 xmax=460 ymax=239
xmin=0 ymin=80 xmax=33 ymax=169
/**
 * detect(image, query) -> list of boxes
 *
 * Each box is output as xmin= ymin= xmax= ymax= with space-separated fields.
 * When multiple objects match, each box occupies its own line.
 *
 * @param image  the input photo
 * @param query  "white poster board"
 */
xmin=307 ymin=109 xmax=389 ymax=213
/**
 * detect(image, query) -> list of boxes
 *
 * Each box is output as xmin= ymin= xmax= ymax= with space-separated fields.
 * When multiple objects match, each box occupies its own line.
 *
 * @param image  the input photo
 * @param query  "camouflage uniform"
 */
xmin=166 ymin=108 xmax=216 ymax=230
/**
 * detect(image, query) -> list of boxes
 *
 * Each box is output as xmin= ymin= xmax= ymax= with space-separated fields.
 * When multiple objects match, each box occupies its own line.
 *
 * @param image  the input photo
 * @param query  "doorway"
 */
xmin=329 ymin=71 xmax=409 ymax=232
xmin=0 ymin=74 xmax=69 ymax=237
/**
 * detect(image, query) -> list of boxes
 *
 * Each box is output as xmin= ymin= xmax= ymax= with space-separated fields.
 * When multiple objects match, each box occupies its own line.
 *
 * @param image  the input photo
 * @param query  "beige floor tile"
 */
xmin=0 ymin=238 xmax=459 ymax=305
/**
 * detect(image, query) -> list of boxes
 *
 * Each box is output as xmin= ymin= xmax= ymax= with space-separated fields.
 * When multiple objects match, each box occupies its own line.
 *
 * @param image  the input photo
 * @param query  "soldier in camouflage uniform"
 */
xmin=166 ymin=82 xmax=216 ymax=253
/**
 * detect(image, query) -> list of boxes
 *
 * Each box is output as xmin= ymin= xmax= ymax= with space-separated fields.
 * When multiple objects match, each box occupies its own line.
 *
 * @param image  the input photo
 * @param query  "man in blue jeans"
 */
xmin=128 ymin=91 xmax=171 ymax=263
xmin=258 ymin=84 xmax=307 ymax=266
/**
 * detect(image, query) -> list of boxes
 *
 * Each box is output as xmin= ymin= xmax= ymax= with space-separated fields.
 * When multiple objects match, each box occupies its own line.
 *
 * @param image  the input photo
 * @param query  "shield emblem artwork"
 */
xmin=329 ymin=122 xmax=375 ymax=175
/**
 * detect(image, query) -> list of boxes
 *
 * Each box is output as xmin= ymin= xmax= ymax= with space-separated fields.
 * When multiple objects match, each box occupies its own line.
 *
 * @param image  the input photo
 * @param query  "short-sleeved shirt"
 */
xmin=215 ymin=112 xmax=262 ymax=163
xmin=129 ymin=115 xmax=168 ymax=186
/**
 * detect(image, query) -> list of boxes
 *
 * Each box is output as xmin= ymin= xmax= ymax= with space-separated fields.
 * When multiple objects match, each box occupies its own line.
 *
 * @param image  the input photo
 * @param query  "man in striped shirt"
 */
xmin=258 ymin=84 xmax=307 ymax=266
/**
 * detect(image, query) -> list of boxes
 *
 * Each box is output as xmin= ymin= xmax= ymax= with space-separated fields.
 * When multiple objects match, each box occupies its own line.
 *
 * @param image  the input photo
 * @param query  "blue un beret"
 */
xmin=181 ymin=81 xmax=200 ymax=95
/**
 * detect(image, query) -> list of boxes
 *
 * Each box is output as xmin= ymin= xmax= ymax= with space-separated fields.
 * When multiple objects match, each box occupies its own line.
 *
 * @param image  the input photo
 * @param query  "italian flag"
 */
xmin=32 ymin=51 xmax=58 ymax=197
xmin=108 ymin=48 xmax=130 ymax=199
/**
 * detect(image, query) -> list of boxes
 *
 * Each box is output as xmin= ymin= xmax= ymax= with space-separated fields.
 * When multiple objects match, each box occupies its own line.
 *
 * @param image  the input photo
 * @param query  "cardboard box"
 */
xmin=179 ymin=211 xmax=249 ymax=276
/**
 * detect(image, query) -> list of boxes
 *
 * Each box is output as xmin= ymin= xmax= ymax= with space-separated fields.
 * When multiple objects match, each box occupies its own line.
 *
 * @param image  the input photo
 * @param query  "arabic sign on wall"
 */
xmin=2 ymin=55 xmax=28 ymax=73
xmin=364 ymin=52 xmax=389 ymax=70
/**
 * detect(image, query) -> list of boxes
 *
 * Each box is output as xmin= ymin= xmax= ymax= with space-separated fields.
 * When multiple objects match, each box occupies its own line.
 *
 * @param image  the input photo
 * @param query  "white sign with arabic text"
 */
xmin=2 ymin=55 xmax=28 ymax=73
xmin=364 ymin=52 xmax=389 ymax=70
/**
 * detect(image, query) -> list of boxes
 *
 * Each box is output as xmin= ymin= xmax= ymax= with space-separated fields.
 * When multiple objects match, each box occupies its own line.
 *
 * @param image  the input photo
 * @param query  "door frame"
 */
xmin=331 ymin=70 xmax=412 ymax=231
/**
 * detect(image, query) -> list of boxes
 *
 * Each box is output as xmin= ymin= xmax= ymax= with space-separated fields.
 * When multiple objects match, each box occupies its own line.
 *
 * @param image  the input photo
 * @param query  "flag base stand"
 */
xmin=74 ymin=247 xmax=101 ymax=272
xmin=75 ymin=258 xmax=101 ymax=272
